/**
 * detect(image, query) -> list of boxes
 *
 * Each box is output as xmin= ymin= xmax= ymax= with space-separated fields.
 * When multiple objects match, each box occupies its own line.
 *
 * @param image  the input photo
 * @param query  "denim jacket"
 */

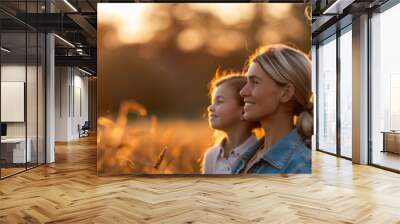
xmin=231 ymin=128 xmax=311 ymax=174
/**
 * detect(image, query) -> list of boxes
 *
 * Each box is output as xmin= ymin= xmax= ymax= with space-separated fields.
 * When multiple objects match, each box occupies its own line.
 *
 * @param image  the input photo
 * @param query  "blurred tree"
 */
xmin=98 ymin=3 xmax=311 ymax=119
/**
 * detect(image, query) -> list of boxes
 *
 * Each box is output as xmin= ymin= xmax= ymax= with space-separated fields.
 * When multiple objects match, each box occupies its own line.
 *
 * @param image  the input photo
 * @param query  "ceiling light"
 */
xmin=63 ymin=0 xmax=78 ymax=12
xmin=54 ymin=34 xmax=75 ymax=48
xmin=1 ymin=47 xmax=11 ymax=53
xmin=323 ymin=0 xmax=355 ymax=15
xmin=78 ymin=67 xmax=93 ymax=76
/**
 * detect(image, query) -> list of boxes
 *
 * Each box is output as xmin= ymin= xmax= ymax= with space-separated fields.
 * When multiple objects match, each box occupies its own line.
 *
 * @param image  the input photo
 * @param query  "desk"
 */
xmin=1 ymin=138 xmax=31 ymax=163
xmin=381 ymin=131 xmax=400 ymax=154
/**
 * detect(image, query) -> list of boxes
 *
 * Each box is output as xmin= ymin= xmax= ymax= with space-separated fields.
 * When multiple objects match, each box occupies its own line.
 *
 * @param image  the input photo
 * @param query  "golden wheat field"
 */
xmin=97 ymin=101 xmax=217 ymax=175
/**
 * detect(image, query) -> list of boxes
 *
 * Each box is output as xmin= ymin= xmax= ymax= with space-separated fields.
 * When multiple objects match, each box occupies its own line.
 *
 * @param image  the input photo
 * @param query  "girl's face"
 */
xmin=240 ymin=62 xmax=287 ymax=122
xmin=208 ymin=83 xmax=243 ymax=131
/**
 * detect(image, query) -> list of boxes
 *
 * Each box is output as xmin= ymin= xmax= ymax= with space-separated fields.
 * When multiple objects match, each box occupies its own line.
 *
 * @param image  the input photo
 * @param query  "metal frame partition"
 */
xmin=0 ymin=0 xmax=47 ymax=180
xmin=314 ymin=19 xmax=353 ymax=161
xmin=338 ymin=24 xmax=353 ymax=161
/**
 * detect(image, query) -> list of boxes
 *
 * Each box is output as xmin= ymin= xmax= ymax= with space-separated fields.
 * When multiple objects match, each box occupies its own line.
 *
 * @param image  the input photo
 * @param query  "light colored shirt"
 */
xmin=202 ymin=134 xmax=258 ymax=174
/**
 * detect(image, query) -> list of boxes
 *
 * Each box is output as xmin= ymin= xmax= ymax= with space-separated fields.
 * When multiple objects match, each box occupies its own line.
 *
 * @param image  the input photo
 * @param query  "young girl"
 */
xmin=202 ymin=70 xmax=260 ymax=174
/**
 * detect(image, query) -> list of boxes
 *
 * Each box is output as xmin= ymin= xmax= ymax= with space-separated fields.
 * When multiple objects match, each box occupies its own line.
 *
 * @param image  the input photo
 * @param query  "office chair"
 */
xmin=79 ymin=121 xmax=90 ymax=138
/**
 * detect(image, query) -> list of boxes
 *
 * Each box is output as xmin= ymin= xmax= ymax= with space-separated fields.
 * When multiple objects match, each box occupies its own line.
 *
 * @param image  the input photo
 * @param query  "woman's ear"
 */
xmin=280 ymin=83 xmax=295 ymax=103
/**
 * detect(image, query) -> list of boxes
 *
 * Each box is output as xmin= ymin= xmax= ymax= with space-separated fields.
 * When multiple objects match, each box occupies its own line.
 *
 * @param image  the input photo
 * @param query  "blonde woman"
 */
xmin=231 ymin=44 xmax=313 ymax=174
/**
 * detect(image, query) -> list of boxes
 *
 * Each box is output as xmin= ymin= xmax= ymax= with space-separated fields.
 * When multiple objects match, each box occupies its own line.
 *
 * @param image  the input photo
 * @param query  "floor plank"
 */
xmin=0 ymin=136 xmax=400 ymax=223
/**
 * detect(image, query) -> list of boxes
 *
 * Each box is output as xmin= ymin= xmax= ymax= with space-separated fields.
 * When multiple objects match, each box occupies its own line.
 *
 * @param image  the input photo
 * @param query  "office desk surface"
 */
xmin=1 ymin=138 xmax=27 ymax=143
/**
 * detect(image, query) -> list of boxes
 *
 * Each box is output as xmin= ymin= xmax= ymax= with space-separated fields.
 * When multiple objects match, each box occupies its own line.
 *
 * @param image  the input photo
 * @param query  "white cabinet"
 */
xmin=1 ymin=138 xmax=32 ymax=163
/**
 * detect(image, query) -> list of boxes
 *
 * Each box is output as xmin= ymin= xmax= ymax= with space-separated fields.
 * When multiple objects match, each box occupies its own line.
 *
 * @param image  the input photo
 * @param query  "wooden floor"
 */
xmin=1 ymin=163 xmax=45 ymax=178
xmin=372 ymin=151 xmax=400 ymax=171
xmin=1 ymin=167 xmax=26 ymax=178
xmin=1 ymin=136 xmax=400 ymax=223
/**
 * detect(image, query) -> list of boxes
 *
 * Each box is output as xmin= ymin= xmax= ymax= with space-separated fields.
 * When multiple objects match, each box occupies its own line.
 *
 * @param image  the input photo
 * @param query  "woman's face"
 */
xmin=208 ymin=83 xmax=243 ymax=131
xmin=240 ymin=62 xmax=285 ymax=122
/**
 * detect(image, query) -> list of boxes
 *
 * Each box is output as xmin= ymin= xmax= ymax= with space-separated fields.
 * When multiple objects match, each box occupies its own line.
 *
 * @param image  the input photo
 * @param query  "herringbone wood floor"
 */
xmin=1 ymin=136 xmax=400 ymax=224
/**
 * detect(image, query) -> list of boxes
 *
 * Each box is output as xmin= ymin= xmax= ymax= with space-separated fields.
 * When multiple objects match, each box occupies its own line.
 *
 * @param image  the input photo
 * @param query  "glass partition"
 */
xmin=1 ymin=30 xmax=28 ymax=177
xmin=0 ymin=1 xmax=46 ymax=179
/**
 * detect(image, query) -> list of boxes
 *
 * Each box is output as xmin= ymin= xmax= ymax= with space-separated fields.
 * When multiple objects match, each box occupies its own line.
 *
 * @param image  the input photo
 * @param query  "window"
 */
xmin=317 ymin=35 xmax=337 ymax=154
xmin=339 ymin=27 xmax=352 ymax=158
xmin=370 ymin=2 xmax=400 ymax=171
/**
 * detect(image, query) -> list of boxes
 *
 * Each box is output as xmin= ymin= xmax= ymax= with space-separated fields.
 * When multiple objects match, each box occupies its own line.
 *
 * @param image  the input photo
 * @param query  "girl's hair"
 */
xmin=208 ymin=69 xmax=248 ymax=107
xmin=245 ymin=44 xmax=313 ymax=146
xmin=208 ymin=69 xmax=262 ymax=145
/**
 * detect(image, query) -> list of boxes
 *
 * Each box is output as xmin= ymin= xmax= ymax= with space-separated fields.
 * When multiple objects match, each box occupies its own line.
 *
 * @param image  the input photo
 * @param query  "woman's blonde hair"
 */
xmin=246 ymin=44 xmax=313 ymax=145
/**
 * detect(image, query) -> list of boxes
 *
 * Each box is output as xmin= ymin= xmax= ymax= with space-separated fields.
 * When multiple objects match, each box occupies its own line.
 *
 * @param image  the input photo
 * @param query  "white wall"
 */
xmin=55 ymin=66 xmax=70 ymax=141
xmin=1 ymin=65 xmax=37 ymax=138
xmin=1 ymin=63 xmax=46 ymax=164
xmin=1 ymin=65 xmax=26 ymax=141
xmin=55 ymin=67 xmax=89 ymax=141
xmin=1 ymin=65 xmax=26 ymax=136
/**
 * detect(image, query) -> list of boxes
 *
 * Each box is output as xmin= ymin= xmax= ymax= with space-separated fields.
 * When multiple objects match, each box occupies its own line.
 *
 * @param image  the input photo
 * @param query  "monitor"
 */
xmin=1 ymin=123 xmax=7 ymax=137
